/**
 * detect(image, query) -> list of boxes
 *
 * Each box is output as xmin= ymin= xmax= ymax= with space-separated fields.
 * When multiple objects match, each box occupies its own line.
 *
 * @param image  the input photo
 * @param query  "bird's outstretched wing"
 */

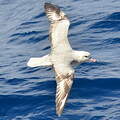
xmin=44 ymin=3 xmax=71 ymax=49
xmin=54 ymin=64 xmax=74 ymax=116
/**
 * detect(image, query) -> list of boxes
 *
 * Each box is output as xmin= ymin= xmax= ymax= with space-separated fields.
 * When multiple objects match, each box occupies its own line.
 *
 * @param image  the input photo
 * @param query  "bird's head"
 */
xmin=73 ymin=51 xmax=96 ymax=63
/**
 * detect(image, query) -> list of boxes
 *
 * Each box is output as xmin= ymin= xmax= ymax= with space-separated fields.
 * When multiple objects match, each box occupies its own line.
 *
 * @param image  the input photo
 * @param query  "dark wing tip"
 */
xmin=44 ymin=3 xmax=51 ymax=9
xmin=44 ymin=3 xmax=58 ymax=8
xmin=44 ymin=3 xmax=69 ymax=23
xmin=44 ymin=3 xmax=61 ymax=22
xmin=44 ymin=3 xmax=53 ymax=8
xmin=44 ymin=3 xmax=60 ymax=12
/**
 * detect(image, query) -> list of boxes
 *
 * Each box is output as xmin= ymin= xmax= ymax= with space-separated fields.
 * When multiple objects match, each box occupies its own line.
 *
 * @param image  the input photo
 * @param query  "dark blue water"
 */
xmin=0 ymin=0 xmax=120 ymax=120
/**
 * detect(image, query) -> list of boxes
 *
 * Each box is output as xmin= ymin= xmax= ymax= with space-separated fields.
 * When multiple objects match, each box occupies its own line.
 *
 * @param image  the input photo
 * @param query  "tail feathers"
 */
xmin=27 ymin=54 xmax=52 ymax=67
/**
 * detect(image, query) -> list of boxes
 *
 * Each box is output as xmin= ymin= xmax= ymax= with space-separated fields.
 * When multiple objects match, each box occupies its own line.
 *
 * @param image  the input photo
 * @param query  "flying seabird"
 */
xmin=27 ymin=3 xmax=96 ymax=116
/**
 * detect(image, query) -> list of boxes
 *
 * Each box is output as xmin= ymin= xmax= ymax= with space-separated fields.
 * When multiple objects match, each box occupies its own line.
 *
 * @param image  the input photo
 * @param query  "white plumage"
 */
xmin=27 ymin=3 xmax=96 ymax=116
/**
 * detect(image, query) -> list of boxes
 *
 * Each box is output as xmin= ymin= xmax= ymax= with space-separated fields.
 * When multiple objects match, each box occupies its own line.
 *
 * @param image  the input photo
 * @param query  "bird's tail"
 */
xmin=27 ymin=54 xmax=52 ymax=67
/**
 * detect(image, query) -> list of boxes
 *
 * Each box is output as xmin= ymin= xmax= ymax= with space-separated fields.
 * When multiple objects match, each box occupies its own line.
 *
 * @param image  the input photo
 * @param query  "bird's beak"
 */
xmin=89 ymin=58 xmax=97 ymax=62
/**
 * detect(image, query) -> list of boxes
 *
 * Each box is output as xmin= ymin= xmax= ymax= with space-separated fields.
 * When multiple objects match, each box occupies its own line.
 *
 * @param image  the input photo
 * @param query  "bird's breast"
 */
xmin=51 ymin=51 xmax=73 ymax=65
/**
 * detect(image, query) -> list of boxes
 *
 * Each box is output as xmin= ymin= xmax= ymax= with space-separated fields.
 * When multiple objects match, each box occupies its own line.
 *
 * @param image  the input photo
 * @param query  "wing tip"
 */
xmin=44 ymin=3 xmax=61 ymax=23
xmin=44 ymin=3 xmax=68 ymax=23
xmin=57 ymin=111 xmax=62 ymax=117
xmin=44 ymin=2 xmax=51 ymax=9
xmin=44 ymin=2 xmax=59 ymax=11
xmin=44 ymin=2 xmax=52 ymax=7
xmin=56 ymin=106 xmax=63 ymax=117
xmin=56 ymin=99 xmax=64 ymax=116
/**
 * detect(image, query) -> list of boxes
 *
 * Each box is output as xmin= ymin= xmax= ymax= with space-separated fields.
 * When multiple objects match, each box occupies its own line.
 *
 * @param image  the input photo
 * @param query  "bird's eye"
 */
xmin=85 ymin=56 xmax=88 ymax=58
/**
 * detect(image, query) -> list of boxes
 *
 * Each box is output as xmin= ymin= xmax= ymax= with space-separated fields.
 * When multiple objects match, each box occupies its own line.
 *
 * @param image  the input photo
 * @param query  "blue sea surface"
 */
xmin=0 ymin=0 xmax=120 ymax=120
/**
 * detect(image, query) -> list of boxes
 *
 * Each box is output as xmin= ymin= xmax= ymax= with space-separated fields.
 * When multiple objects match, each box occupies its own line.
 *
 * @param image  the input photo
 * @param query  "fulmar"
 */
xmin=27 ymin=3 xmax=96 ymax=116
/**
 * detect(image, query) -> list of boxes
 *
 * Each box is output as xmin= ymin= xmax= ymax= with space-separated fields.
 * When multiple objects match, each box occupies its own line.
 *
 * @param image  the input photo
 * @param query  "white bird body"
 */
xmin=27 ymin=3 xmax=96 ymax=116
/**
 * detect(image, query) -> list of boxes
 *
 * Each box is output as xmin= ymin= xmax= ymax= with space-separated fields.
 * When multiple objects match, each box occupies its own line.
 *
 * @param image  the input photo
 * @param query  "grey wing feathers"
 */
xmin=44 ymin=3 xmax=67 ymax=23
xmin=56 ymin=73 xmax=74 ymax=116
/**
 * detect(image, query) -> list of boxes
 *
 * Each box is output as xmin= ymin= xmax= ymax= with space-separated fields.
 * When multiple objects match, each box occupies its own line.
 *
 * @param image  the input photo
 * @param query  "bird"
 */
xmin=27 ymin=3 xmax=96 ymax=116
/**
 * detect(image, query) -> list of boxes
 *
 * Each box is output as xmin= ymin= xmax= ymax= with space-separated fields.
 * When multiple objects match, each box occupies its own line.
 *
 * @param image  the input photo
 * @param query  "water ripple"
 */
xmin=0 ymin=0 xmax=120 ymax=119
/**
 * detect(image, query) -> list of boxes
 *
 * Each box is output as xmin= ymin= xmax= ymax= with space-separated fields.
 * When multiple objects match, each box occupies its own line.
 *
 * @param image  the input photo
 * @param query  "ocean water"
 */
xmin=0 ymin=0 xmax=120 ymax=120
